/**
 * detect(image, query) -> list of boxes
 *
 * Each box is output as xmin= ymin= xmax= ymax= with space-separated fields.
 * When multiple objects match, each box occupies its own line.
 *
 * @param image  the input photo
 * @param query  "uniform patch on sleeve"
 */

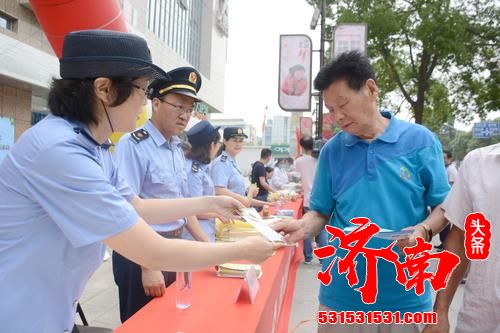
xmin=221 ymin=155 xmax=227 ymax=162
xmin=131 ymin=129 xmax=150 ymax=143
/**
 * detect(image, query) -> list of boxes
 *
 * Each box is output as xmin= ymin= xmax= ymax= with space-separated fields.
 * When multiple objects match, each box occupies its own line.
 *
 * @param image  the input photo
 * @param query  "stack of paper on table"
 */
xmin=215 ymin=219 xmax=261 ymax=242
xmin=215 ymin=208 xmax=287 ymax=244
xmin=216 ymin=263 xmax=263 ymax=279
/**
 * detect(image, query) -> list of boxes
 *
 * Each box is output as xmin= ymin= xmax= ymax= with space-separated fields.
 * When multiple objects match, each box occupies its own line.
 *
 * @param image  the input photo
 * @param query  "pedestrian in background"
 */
xmin=251 ymin=148 xmax=275 ymax=202
xmin=423 ymin=143 xmax=500 ymax=333
xmin=294 ymin=136 xmax=327 ymax=264
xmin=443 ymin=150 xmax=458 ymax=185
xmin=270 ymin=157 xmax=290 ymax=190
xmin=436 ymin=149 xmax=458 ymax=250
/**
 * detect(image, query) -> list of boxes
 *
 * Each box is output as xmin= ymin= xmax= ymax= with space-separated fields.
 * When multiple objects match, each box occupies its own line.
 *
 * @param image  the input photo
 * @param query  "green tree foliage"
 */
xmin=438 ymin=120 xmax=500 ymax=161
xmin=307 ymin=0 xmax=499 ymax=130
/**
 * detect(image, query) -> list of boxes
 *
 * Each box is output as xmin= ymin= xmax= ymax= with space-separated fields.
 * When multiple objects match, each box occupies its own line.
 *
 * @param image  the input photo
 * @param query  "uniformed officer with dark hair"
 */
xmin=183 ymin=120 xmax=222 ymax=242
xmin=211 ymin=127 xmax=268 ymax=208
xmin=113 ymin=66 xmax=212 ymax=322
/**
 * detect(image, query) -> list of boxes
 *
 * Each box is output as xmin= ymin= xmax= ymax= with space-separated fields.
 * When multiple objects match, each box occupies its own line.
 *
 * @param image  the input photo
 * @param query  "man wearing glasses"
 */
xmin=112 ymin=67 xmax=210 ymax=322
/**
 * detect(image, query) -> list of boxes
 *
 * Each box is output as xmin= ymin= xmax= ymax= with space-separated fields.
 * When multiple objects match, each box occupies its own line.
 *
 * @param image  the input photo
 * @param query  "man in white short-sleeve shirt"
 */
xmin=443 ymin=150 xmax=458 ymax=185
xmin=423 ymin=143 xmax=500 ymax=333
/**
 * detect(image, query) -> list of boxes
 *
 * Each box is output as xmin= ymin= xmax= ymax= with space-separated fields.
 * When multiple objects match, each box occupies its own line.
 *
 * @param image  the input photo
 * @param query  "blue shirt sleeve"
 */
xmin=23 ymin=141 xmax=138 ymax=248
xmin=113 ymin=136 xmax=146 ymax=195
xmin=418 ymin=137 xmax=450 ymax=207
xmin=211 ymin=160 xmax=230 ymax=188
xmin=112 ymin=163 xmax=136 ymax=201
xmin=309 ymin=143 xmax=335 ymax=216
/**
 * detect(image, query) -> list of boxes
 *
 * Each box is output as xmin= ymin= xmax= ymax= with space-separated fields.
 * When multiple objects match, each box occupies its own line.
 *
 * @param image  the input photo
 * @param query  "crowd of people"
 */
xmin=0 ymin=29 xmax=497 ymax=333
xmin=0 ymin=30 xmax=279 ymax=333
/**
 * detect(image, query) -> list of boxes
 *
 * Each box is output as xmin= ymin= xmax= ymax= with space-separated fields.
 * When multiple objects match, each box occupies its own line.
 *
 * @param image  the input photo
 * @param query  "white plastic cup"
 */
xmin=176 ymin=271 xmax=192 ymax=309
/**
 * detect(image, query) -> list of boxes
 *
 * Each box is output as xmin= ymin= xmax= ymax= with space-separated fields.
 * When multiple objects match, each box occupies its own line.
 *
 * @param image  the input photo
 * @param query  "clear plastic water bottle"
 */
xmin=276 ymin=193 xmax=284 ymax=216
xmin=176 ymin=271 xmax=192 ymax=309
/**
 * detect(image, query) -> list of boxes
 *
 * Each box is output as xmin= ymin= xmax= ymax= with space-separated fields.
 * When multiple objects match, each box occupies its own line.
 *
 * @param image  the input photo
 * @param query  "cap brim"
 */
xmin=225 ymin=133 xmax=248 ymax=139
xmin=167 ymin=88 xmax=202 ymax=103
xmin=60 ymin=58 xmax=170 ymax=80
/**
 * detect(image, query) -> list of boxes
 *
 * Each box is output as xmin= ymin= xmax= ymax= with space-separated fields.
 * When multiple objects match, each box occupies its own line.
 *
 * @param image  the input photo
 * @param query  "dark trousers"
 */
xmin=439 ymin=223 xmax=451 ymax=245
xmin=302 ymin=207 xmax=328 ymax=262
xmin=254 ymin=193 xmax=269 ymax=212
xmin=112 ymin=229 xmax=181 ymax=322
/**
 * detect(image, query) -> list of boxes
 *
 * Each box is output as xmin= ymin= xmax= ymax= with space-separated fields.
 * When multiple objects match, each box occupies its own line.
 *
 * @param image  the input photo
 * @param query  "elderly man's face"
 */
xmin=323 ymin=78 xmax=379 ymax=139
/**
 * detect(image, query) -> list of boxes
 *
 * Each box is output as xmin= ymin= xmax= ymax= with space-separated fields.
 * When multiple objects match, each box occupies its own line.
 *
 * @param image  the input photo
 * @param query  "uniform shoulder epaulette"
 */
xmin=220 ymin=155 xmax=227 ymax=162
xmin=130 ymin=129 xmax=150 ymax=143
xmin=191 ymin=161 xmax=200 ymax=173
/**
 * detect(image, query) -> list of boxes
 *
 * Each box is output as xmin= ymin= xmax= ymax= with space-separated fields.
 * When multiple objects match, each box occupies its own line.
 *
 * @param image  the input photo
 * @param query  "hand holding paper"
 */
xmin=239 ymin=208 xmax=286 ymax=244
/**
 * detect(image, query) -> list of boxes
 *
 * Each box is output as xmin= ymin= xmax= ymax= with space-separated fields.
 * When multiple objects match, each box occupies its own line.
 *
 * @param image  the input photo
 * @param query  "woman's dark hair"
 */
xmin=265 ymin=166 xmax=274 ymax=174
xmin=48 ymin=77 xmax=136 ymax=125
xmin=277 ymin=157 xmax=290 ymax=164
xmin=216 ymin=143 xmax=225 ymax=157
xmin=216 ymin=136 xmax=232 ymax=157
xmin=186 ymin=131 xmax=221 ymax=164
xmin=299 ymin=136 xmax=314 ymax=151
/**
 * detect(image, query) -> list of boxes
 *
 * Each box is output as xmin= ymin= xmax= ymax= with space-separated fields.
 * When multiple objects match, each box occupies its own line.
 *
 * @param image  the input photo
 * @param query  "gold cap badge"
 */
xmin=188 ymin=72 xmax=197 ymax=84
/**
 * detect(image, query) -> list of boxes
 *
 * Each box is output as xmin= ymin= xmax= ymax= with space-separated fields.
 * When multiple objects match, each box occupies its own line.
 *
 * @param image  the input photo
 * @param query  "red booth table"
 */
xmin=115 ymin=198 xmax=304 ymax=333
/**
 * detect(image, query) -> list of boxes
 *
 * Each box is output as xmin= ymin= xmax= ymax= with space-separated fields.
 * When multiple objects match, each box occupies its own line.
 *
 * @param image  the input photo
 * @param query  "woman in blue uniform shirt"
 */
xmin=211 ymin=127 xmax=267 ymax=208
xmin=0 ymin=30 xmax=278 ymax=333
xmin=183 ymin=120 xmax=222 ymax=242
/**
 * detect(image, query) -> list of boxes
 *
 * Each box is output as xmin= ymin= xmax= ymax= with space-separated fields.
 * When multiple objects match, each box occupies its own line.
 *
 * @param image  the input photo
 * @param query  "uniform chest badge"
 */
xmin=188 ymin=71 xmax=198 ymax=84
xmin=400 ymin=166 xmax=411 ymax=180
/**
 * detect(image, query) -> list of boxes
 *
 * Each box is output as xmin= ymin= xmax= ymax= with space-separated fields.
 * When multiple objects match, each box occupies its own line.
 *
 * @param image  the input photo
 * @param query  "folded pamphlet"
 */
xmin=216 ymin=263 xmax=263 ymax=279
xmin=239 ymin=208 xmax=286 ymax=243
xmin=343 ymin=226 xmax=414 ymax=241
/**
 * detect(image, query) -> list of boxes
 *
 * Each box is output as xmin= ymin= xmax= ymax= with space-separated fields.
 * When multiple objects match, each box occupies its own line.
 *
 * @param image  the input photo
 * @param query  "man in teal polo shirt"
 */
xmin=273 ymin=51 xmax=450 ymax=333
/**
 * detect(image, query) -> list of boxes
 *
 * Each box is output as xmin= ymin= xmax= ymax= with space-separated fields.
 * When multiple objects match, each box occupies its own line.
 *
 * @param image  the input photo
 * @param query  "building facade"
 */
xmin=0 ymin=0 xmax=229 ymax=158
xmin=270 ymin=115 xmax=291 ymax=145
xmin=209 ymin=117 xmax=257 ymax=145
